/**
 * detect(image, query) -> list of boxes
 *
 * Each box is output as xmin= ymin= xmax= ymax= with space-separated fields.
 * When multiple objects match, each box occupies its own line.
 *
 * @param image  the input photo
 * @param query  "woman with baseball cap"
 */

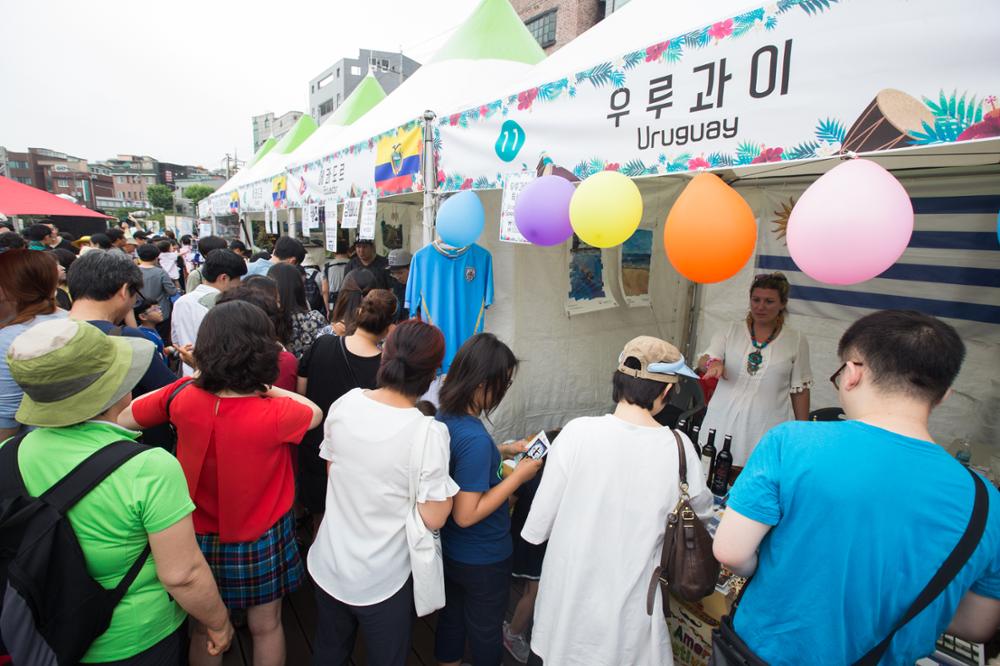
xmin=3 ymin=319 xmax=232 ymax=664
xmin=520 ymin=336 xmax=714 ymax=665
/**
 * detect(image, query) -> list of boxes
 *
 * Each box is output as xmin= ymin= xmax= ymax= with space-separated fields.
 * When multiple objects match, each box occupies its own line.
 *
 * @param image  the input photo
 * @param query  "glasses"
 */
xmin=830 ymin=361 xmax=863 ymax=389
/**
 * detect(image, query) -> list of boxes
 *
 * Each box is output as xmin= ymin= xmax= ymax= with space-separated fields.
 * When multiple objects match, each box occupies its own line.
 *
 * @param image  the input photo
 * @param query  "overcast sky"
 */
xmin=0 ymin=0 xmax=480 ymax=169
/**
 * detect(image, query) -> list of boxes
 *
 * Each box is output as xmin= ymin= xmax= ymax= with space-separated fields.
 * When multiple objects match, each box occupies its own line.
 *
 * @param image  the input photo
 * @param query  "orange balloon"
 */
xmin=664 ymin=173 xmax=756 ymax=283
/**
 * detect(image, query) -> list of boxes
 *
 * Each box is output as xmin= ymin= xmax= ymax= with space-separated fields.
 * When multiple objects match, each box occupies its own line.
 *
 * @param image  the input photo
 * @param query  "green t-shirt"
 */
xmin=5 ymin=421 xmax=195 ymax=662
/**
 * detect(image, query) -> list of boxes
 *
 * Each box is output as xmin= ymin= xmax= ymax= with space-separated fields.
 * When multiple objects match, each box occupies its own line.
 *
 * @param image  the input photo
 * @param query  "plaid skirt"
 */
xmin=196 ymin=511 xmax=304 ymax=609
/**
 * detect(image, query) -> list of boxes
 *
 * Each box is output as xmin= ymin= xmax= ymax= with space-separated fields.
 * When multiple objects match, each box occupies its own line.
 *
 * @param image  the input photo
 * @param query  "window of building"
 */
xmin=116 ymin=175 xmax=124 ymax=184
xmin=380 ymin=58 xmax=390 ymax=71
xmin=336 ymin=67 xmax=341 ymax=78
xmin=16 ymin=176 xmax=32 ymax=185
xmin=147 ymin=176 xmax=155 ymax=184
xmin=317 ymin=72 xmax=334 ymax=89
xmin=351 ymin=65 xmax=361 ymax=76
xmin=319 ymin=99 xmax=335 ymax=116
xmin=53 ymin=164 xmax=69 ymax=172
xmin=336 ymin=92 xmax=341 ymax=105
xmin=526 ymin=9 xmax=558 ymax=48
xmin=56 ymin=179 xmax=70 ymax=187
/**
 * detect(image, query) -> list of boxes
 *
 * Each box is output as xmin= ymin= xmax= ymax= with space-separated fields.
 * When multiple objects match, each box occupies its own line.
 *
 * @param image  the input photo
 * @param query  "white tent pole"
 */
xmin=421 ymin=110 xmax=437 ymax=247
xmin=288 ymin=207 xmax=297 ymax=239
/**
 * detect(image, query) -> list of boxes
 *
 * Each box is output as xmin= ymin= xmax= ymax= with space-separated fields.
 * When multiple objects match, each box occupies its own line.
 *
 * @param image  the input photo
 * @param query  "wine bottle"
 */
xmin=689 ymin=424 xmax=702 ymax=457
xmin=701 ymin=429 xmax=717 ymax=484
xmin=711 ymin=435 xmax=734 ymax=495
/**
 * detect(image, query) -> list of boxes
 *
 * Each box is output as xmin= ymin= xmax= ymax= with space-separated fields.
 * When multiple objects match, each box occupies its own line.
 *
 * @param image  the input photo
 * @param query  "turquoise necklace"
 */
xmin=747 ymin=324 xmax=778 ymax=375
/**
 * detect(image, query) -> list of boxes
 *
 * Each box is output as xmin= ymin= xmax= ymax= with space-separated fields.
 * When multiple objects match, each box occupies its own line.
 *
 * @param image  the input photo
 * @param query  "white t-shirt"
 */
xmin=522 ymin=415 xmax=713 ymax=666
xmin=170 ymin=284 xmax=219 ymax=375
xmin=699 ymin=322 xmax=813 ymax=466
xmin=307 ymin=388 xmax=459 ymax=606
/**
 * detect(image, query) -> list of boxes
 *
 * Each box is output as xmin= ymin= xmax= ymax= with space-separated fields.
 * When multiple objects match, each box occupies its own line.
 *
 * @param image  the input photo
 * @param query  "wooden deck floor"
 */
xmin=221 ymin=572 xmax=527 ymax=665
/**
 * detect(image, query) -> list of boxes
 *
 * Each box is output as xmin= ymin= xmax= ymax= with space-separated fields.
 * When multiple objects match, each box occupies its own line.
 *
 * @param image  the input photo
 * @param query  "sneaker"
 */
xmin=503 ymin=621 xmax=530 ymax=663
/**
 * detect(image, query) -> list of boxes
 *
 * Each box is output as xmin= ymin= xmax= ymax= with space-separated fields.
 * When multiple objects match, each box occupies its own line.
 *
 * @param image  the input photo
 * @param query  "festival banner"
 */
xmin=436 ymin=0 xmax=1000 ymax=191
xmin=271 ymin=175 xmax=287 ymax=210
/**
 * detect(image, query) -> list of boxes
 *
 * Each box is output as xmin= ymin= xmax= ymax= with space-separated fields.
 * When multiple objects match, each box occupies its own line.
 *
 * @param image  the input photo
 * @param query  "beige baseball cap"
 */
xmin=617 ymin=336 xmax=699 ymax=384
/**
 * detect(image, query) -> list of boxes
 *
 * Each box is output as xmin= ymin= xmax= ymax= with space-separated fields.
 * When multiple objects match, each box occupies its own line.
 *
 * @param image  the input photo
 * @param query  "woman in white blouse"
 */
xmin=307 ymin=320 xmax=460 ymax=665
xmin=698 ymin=272 xmax=812 ymax=467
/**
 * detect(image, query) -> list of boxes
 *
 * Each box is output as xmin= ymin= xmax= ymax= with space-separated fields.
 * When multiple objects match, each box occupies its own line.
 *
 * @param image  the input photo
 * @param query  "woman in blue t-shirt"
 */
xmin=434 ymin=333 xmax=542 ymax=666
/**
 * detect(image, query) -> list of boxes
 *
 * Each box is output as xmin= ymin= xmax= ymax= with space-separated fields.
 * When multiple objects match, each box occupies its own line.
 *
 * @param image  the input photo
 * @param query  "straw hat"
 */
xmin=7 ymin=319 xmax=154 ymax=427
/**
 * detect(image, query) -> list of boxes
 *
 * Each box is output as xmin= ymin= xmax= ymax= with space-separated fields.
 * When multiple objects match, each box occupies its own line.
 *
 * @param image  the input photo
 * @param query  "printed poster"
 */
xmin=342 ymin=197 xmax=361 ymax=229
xmin=198 ymin=222 xmax=213 ymax=238
xmin=358 ymin=195 xmax=377 ymax=241
xmin=620 ymin=228 xmax=653 ymax=307
xmin=565 ymin=235 xmax=618 ymax=316
xmin=498 ymin=171 xmax=534 ymax=244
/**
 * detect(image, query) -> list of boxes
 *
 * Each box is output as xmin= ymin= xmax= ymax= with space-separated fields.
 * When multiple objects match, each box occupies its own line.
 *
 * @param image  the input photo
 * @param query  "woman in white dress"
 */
xmin=698 ymin=272 xmax=812 ymax=467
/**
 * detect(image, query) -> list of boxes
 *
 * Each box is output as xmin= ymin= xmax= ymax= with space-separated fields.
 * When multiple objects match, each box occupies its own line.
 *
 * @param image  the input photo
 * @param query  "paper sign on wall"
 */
xmin=358 ymin=195 xmax=377 ymax=241
xmin=499 ymin=171 xmax=534 ymax=244
xmin=324 ymin=200 xmax=338 ymax=251
xmin=199 ymin=222 xmax=213 ymax=238
xmin=342 ymin=197 xmax=361 ymax=229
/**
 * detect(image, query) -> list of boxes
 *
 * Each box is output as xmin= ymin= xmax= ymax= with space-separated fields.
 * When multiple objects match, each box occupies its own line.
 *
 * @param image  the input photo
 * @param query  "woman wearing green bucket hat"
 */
xmin=4 ymin=318 xmax=234 ymax=664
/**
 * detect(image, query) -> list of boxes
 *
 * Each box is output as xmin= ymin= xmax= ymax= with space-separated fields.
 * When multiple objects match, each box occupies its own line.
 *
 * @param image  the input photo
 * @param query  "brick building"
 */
xmin=511 ymin=0 xmax=604 ymax=54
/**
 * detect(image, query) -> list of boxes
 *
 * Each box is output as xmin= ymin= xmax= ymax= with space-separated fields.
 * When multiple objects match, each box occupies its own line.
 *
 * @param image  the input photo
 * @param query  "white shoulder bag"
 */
xmin=405 ymin=416 xmax=446 ymax=617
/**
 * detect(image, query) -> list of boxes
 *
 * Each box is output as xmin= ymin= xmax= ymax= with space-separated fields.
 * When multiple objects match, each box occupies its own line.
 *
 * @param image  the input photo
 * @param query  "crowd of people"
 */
xmin=0 ymin=218 xmax=998 ymax=666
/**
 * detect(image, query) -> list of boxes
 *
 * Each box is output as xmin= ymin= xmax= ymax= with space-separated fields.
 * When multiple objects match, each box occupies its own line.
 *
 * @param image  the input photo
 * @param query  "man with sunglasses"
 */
xmin=713 ymin=310 xmax=1000 ymax=664
xmin=67 ymin=251 xmax=177 ymax=400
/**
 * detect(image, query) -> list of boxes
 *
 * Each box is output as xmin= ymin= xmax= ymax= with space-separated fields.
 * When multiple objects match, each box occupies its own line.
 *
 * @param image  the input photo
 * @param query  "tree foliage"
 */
xmin=146 ymin=184 xmax=174 ymax=210
xmin=183 ymin=184 xmax=216 ymax=206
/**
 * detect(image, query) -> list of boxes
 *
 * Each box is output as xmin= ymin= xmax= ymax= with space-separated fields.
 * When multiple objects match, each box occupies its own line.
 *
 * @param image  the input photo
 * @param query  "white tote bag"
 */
xmin=405 ymin=416 xmax=446 ymax=617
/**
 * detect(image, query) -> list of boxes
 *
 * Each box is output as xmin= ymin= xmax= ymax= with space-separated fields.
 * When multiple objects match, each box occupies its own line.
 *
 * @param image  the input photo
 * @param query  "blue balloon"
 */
xmin=436 ymin=190 xmax=485 ymax=247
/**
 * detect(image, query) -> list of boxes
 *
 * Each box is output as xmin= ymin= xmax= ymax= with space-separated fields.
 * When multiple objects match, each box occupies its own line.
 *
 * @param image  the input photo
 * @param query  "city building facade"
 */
xmin=252 ymin=111 xmax=304 ymax=153
xmin=308 ymin=49 xmax=420 ymax=125
xmin=511 ymin=0 xmax=604 ymax=53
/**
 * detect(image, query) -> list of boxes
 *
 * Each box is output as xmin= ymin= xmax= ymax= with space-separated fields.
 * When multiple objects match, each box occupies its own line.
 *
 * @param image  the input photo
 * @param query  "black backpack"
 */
xmin=303 ymin=266 xmax=325 ymax=313
xmin=0 ymin=434 xmax=152 ymax=665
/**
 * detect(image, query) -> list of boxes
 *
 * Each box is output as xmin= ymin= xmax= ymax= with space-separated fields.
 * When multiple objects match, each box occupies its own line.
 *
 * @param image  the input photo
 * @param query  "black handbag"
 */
xmin=710 ymin=466 xmax=989 ymax=666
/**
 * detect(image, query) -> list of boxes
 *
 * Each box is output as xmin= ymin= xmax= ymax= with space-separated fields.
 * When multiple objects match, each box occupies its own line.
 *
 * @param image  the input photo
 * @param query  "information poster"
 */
xmin=199 ymin=222 xmax=213 ymax=238
xmin=342 ymin=197 xmax=361 ymax=229
xmin=565 ymin=236 xmax=618 ymax=316
xmin=498 ymin=171 xmax=534 ymax=244
xmin=619 ymin=228 xmax=653 ymax=307
xmin=358 ymin=195 xmax=377 ymax=241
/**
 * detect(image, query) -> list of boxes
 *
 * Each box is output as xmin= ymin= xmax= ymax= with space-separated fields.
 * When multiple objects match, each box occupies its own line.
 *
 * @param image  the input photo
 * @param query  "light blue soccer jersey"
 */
xmin=729 ymin=420 xmax=1000 ymax=665
xmin=405 ymin=242 xmax=493 ymax=373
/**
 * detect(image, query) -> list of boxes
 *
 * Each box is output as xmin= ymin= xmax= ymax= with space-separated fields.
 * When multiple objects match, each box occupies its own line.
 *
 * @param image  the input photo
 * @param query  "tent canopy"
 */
xmin=0 ymin=176 xmax=112 ymax=218
xmin=249 ymin=137 xmax=278 ymax=167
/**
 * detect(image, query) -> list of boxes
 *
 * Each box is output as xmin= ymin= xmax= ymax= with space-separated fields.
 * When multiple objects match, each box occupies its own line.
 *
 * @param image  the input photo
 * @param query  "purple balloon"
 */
xmin=513 ymin=175 xmax=575 ymax=246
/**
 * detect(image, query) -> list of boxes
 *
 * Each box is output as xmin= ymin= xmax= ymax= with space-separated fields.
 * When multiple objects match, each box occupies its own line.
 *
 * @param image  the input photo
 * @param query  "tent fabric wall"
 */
xmin=694 ymin=167 xmax=1000 ymax=464
xmin=461 ymin=180 xmax=691 ymax=442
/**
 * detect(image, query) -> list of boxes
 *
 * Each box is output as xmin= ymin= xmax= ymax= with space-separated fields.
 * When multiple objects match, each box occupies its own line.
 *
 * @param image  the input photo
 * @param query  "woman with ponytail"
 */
xmin=296 ymin=289 xmax=397 ymax=526
xmin=0 ymin=249 xmax=66 ymax=439
xmin=308 ymin=320 xmax=459 ymax=664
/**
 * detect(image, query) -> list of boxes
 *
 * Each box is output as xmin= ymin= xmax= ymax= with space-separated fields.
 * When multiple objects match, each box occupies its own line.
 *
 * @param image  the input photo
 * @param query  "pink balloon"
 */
xmin=787 ymin=159 xmax=913 ymax=285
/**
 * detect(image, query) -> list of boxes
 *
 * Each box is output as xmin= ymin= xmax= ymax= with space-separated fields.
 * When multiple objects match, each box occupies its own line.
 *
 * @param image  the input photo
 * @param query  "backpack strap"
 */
xmin=165 ymin=379 xmax=194 ymax=420
xmin=854 ymin=467 xmax=989 ymax=665
xmin=109 ymin=544 xmax=151 ymax=606
xmin=40 ymin=440 xmax=151 ymax=514
xmin=0 ymin=433 xmax=30 ymax=499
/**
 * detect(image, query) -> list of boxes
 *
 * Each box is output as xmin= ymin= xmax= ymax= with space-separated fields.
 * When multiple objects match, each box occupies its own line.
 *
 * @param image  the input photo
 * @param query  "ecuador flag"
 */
xmin=375 ymin=125 xmax=421 ymax=194
xmin=271 ymin=175 xmax=287 ymax=209
xmin=229 ymin=190 xmax=240 ymax=213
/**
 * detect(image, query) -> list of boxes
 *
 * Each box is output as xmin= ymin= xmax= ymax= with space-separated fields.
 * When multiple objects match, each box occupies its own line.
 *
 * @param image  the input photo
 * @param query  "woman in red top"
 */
xmin=122 ymin=301 xmax=322 ymax=666
xmin=215 ymin=280 xmax=298 ymax=391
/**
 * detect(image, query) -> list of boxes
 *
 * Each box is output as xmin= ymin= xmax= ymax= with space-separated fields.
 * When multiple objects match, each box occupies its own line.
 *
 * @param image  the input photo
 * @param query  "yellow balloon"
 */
xmin=569 ymin=171 xmax=643 ymax=248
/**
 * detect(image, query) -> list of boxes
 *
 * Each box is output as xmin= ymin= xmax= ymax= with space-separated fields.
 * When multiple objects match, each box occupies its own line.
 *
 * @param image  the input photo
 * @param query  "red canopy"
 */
xmin=0 ymin=175 xmax=111 ymax=219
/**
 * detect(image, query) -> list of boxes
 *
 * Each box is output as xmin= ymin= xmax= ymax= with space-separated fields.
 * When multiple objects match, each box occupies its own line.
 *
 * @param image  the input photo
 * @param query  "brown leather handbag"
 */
xmin=646 ymin=429 xmax=720 ymax=615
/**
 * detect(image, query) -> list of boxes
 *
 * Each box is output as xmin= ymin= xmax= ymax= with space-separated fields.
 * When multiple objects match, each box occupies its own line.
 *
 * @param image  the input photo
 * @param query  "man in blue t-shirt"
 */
xmin=714 ymin=310 xmax=1000 ymax=665
xmin=405 ymin=241 xmax=493 ymax=374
